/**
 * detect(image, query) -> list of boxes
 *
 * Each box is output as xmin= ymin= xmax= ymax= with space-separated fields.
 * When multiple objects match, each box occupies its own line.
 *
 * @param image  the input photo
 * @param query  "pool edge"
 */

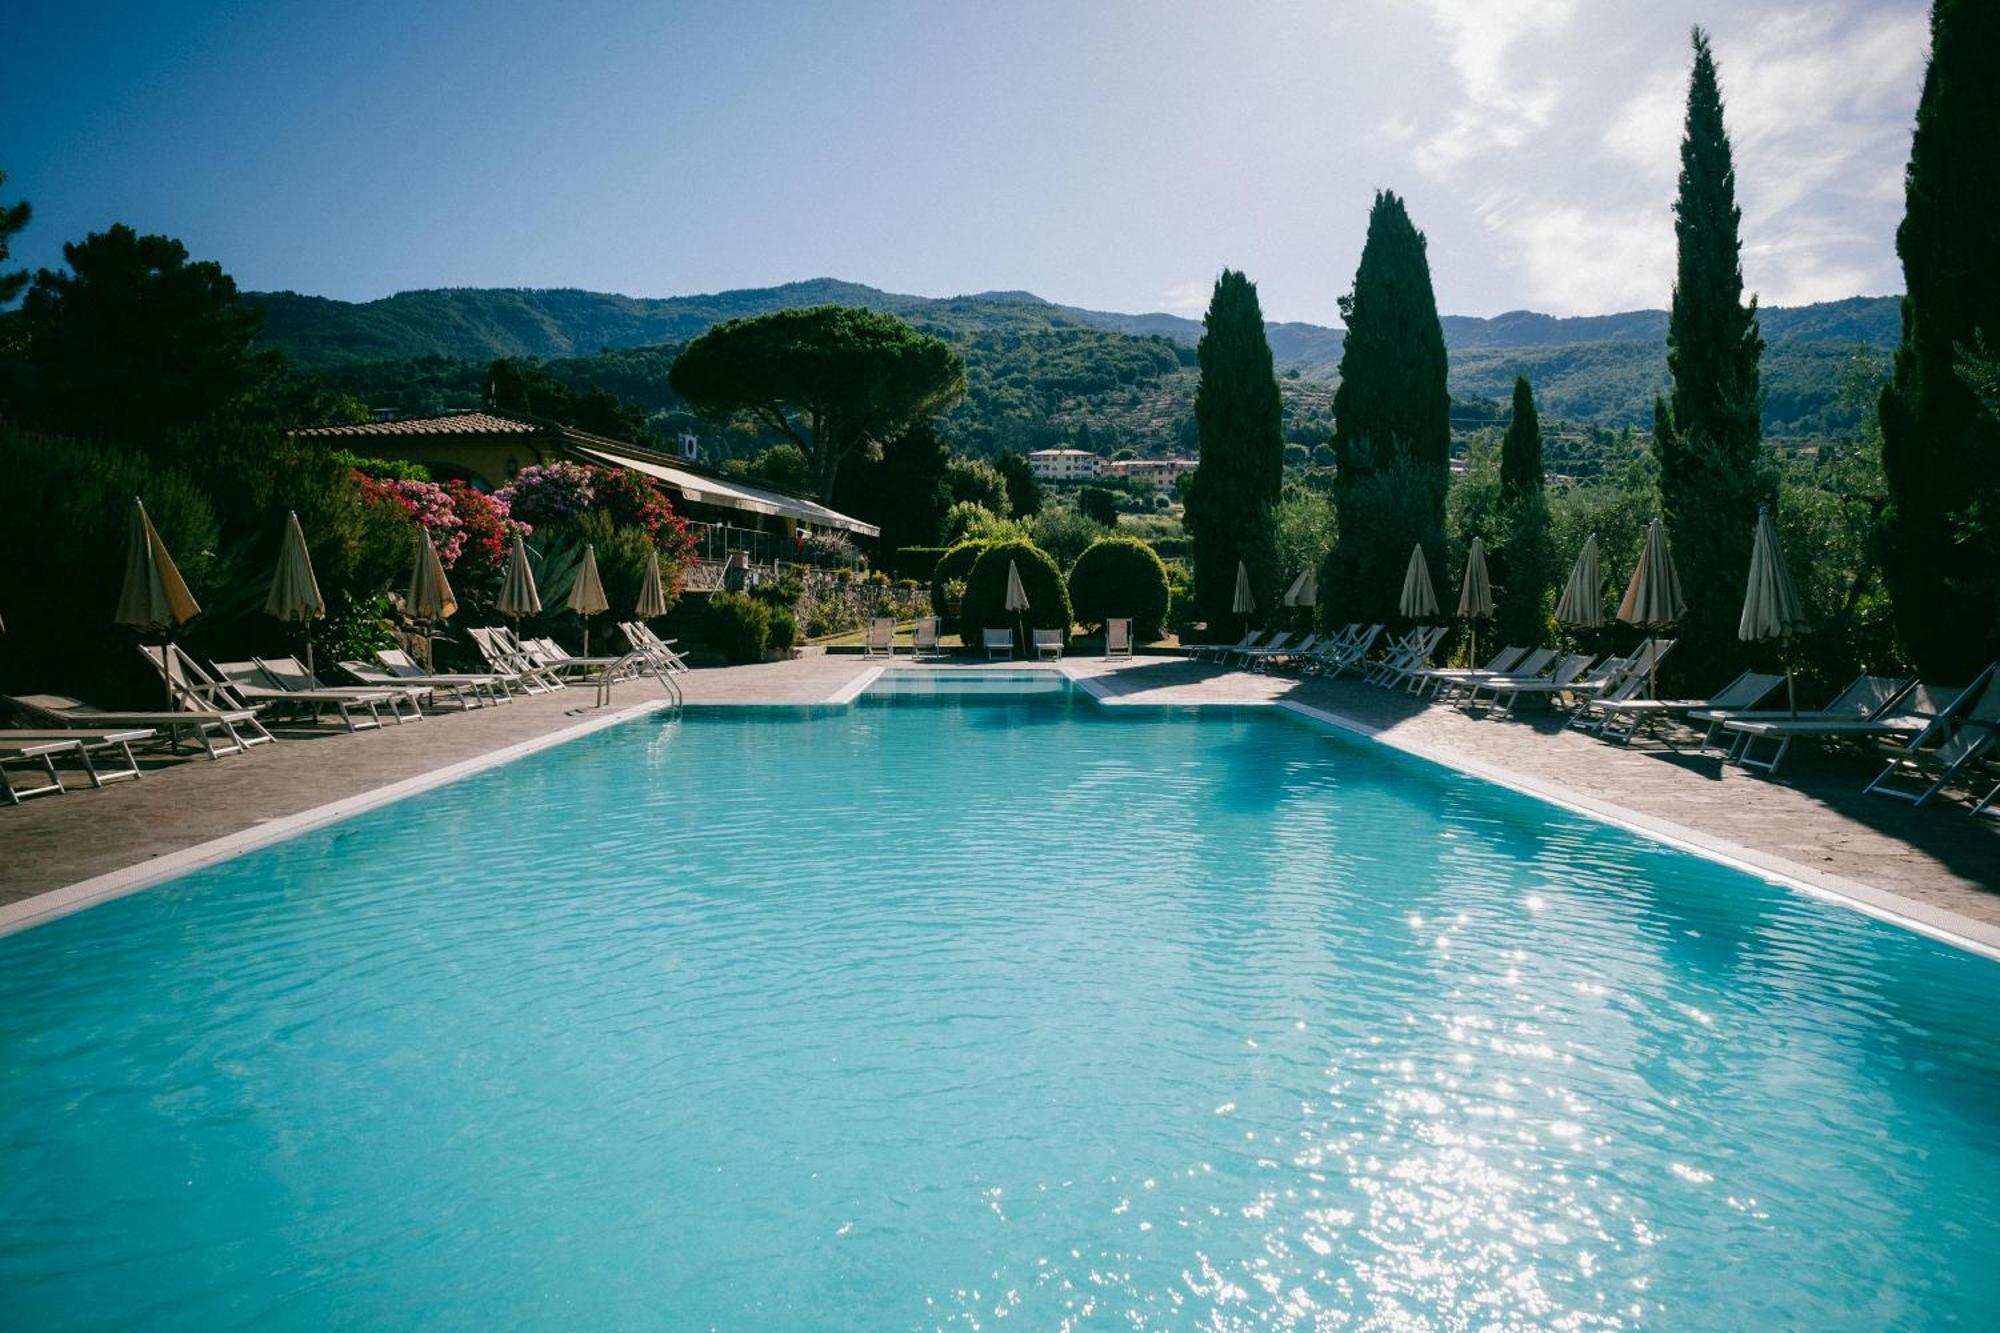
xmin=0 ymin=698 xmax=671 ymax=940
xmin=1275 ymin=698 xmax=2000 ymax=963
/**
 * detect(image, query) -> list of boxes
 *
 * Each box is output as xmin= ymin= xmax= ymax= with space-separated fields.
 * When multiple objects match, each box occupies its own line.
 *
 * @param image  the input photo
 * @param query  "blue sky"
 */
xmin=4 ymin=0 xmax=1930 ymax=323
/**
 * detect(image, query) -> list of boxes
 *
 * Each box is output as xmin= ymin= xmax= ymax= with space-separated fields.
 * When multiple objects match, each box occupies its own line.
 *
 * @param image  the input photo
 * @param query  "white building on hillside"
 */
xmin=1026 ymin=448 xmax=1102 ymax=482
xmin=1102 ymin=457 xmax=1199 ymax=491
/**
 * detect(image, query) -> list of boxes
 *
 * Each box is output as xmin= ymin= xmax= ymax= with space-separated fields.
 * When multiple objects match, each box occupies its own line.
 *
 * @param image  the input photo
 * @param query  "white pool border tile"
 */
xmin=0 ymin=699 xmax=670 ymax=939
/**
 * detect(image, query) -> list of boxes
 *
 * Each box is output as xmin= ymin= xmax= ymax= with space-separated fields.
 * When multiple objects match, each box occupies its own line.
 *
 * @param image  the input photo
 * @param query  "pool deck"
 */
xmin=3 ymin=654 xmax=1996 ymax=951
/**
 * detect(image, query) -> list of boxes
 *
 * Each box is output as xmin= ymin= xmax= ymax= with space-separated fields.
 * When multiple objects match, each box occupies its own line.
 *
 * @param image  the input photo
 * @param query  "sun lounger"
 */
xmin=1191 ymin=629 xmax=1263 ymax=662
xmin=1723 ymin=676 xmax=1934 ymax=773
xmin=1411 ymin=644 xmax=1532 ymax=698
xmin=1369 ymin=626 xmax=1448 ymax=689
xmin=618 ymin=622 xmax=691 ymax=674
xmin=864 ymin=618 xmax=896 ymax=658
xmin=0 ymin=727 xmax=152 ymax=790
xmin=1239 ymin=632 xmax=1320 ymax=670
xmin=1 ymin=735 xmax=78 ymax=804
xmin=1465 ymin=652 xmax=1598 ymax=717
xmin=1864 ymin=665 xmax=2000 ymax=807
xmin=260 ymin=656 xmax=430 ymax=719
xmin=10 ymin=690 xmax=268 ymax=760
xmin=1103 ymin=618 xmax=1132 ymax=660
xmin=1032 ymin=628 xmax=1063 ymax=661
xmin=342 ymin=659 xmax=502 ymax=709
xmin=377 ymin=648 xmax=518 ymax=700
xmin=910 ymin=616 xmax=942 ymax=658
xmin=1580 ymin=670 xmax=1785 ymax=744
xmin=982 ymin=628 xmax=1014 ymax=661
xmin=522 ymin=637 xmax=623 ymax=679
xmin=467 ymin=628 xmax=563 ymax=693
xmin=1308 ymin=624 xmax=1383 ymax=678
xmin=1692 ymin=673 xmax=1910 ymax=765
xmin=133 ymin=646 xmax=281 ymax=754
xmin=1228 ymin=631 xmax=1292 ymax=666
xmin=211 ymin=660 xmax=400 ymax=732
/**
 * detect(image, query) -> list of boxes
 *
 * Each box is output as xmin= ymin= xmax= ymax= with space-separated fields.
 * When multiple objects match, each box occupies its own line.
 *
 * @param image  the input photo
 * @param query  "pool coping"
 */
xmin=0 ymin=698 xmax=672 ymax=939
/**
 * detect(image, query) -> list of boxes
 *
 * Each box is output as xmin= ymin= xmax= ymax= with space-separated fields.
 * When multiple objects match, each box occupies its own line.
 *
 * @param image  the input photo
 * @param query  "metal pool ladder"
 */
xmin=594 ymin=650 xmax=682 ymax=711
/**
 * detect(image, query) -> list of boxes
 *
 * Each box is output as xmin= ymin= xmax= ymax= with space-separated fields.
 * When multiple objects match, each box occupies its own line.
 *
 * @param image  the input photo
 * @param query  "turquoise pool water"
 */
xmin=3 ymin=688 xmax=1998 ymax=1329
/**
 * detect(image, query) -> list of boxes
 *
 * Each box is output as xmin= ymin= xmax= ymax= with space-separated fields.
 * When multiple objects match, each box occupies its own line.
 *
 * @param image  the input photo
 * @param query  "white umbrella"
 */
xmin=1232 ymin=561 xmax=1255 ymax=616
xmin=406 ymin=526 xmax=458 ymax=669
xmin=1555 ymin=533 xmax=1604 ymax=630
xmin=567 ymin=543 xmax=611 ymax=656
xmin=1398 ymin=543 xmax=1438 ymax=621
xmin=116 ymin=497 xmax=202 ymax=707
xmin=1005 ymin=558 xmax=1031 ymax=654
xmin=1739 ymin=503 xmax=1809 ymax=714
xmin=265 ymin=510 xmax=326 ymax=678
xmin=1618 ymin=517 xmax=1685 ymax=698
xmin=496 ymin=532 xmax=541 ymax=620
xmin=1457 ymin=536 xmax=1494 ymax=668
xmin=635 ymin=548 xmax=668 ymax=620
xmin=1282 ymin=565 xmax=1317 ymax=620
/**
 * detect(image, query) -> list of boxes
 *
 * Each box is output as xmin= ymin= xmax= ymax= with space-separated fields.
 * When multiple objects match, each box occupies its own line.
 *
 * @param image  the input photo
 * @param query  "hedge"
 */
xmin=893 ymin=545 xmax=949 ymax=582
xmin=929 ymin=539 xmax=989 ymax=619
xmin=1067 ymin=535 xmax=1170 ymax=640
xmin=960 ymin=539 xmax=1072 ymax=656
xmin=706 ymin=591 xmax=769 ymax=663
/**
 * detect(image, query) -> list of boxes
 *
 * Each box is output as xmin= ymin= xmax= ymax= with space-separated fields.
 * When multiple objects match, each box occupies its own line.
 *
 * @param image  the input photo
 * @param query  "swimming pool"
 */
xmin=3 ymin=685 xmax=1997 ymax=1328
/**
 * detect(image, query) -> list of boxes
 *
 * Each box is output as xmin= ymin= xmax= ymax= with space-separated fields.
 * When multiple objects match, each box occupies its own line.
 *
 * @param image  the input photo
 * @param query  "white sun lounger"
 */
xmin=1580 ymin=670 xmax=1784 ymax=745
xmin=0 ymin=727 xmax=153 ymax=791
xmin=1103 ymin=618 xmax=1133 ymax=660
xmin=1411 ymin=644 xmax=1532 ymax=698
xmin=210 ymin=660 xmax=400 ymax=732
xmin=12 ymin=687 xmax=269 ymax=760
xmin=1464 ymin=651 xmax=1598 ymax=717
xmin=864 ymin=618 xmax=896 ymax=658
xmin=1725 ymin=676 xmax=1951 ymax=775
xmin=1864 ymin=665 xmax=2000 ymax=807
xmin=1033 ymin=628 xmax=1063 ymax=661
xmin=982 ymin=628 xmax=1014 ymax=661
xmin=1694 ymin=673 xmax=1911 ymax=761
xmin=1 ymin=735 xmax=79 ymax=804
xmin=260 ymin=656 xmax=430 ymax=718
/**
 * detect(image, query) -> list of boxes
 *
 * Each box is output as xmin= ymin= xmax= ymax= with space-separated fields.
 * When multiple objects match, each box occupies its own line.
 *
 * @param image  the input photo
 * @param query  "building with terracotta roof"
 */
xmin=291 ymin=410 xmax=878 ymax=562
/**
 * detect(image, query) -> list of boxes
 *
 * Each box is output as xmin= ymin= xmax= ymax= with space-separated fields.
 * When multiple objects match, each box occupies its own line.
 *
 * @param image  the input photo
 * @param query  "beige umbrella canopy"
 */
xmin=1004 ymin=558 xmax=1031 ymax=654
xmin=1555 ymin=532 xmax=1604 ymax=630
xmin=1618 ymin=517 xmax=1685 ymax=698
xmin=1457 ymin=536 xmax=1494 ymax=667
xmin=117 ymin=497 xmax=202 ymax=706
xmin=1283 ymin=566 xmax=1317 ymax=609
xmin=1398 ymin=543 xmax=1438 ymax=620
xmin=635 ymin=549 xmax=669 ymax=621
xmin=566 ymin=543 xmax=611 ymax=656
xmin=496 ymin=532 xmax=541 ymax=620
xmin=265 ymin=510 xmax=326 ymax=676
xmin=406 ymin=526 xmax=458 ymax=668
xmin=116 ymin=497 xmax=201 ymax=633
xmin=1739 ymin=503 xmax=1809 ymax=713
xmin=1232 ymin=561 xmax=1255 ymax=614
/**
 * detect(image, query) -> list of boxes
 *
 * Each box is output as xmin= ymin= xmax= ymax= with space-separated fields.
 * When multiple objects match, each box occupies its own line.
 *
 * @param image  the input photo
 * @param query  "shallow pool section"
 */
xmin=3 ymin=691 xmax=1998 ymax=1329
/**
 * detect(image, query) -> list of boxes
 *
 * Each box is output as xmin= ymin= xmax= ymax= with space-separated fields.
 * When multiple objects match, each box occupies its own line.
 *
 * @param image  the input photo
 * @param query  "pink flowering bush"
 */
xmin=357 ymin=475 xmax=465 ymax=565
xmin=355 ymin=473 xmax=526 ymax=574
xmin=499 ymin=462 xmax=693 ymax=560
xmin=500 ymin=462 xmax=595 ymax=527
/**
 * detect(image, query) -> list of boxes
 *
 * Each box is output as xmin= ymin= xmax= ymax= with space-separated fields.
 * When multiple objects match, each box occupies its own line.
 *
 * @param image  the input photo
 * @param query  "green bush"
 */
xmin=706 ymin=591 xmax=769 ymax=664
xmin=1027 ymin=507 xmax=1107 ymax=567
xmin=894 ymin=545 xmax=948 ymax=582
xmin=1068 ymin=535 xmax=1171 ymax=639
xmin=929 ymin=539 xmax=989 ymax=619
xmin=765 ymin=605 xmax=798 ymax=654
xmin=960 ymin=539 xmax=1072 ymax=655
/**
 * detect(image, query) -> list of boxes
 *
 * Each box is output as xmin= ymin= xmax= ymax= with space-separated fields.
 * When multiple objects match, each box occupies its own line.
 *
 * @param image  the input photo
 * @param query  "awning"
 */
xmin=571 ymin=445 xmax=881 ymax=538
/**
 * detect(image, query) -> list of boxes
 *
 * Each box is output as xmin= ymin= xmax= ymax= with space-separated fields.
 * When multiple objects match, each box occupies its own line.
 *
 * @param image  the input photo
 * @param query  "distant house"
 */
xmin=1026 ymin=448 xmax=1102 ymax=482
xmin=290 ymin=410 xmax=878 ymax=563
xmin=1101 ymin=457 xmax=1198 ymax=491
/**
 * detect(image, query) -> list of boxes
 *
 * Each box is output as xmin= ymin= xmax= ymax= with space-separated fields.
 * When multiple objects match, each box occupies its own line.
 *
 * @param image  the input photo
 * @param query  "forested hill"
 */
xmin=255 ymin=281 xmax=1903 ymax=442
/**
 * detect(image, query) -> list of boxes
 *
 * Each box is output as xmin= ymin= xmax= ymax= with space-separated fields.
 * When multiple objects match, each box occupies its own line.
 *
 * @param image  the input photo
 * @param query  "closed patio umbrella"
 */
xmin=1282 ymin=565 xmax=1316 ymax=628
xmin=1555 ymin=532 xmax=1604 ymax=630
xmin=1398 ymin=543 xmax=1438 ymax=621
xmin=264 ymin=510 xmax=326 ymax=678
xmin=1005 ymin=558 xmax=1031 ymax=654
xmin=1232 ymin=560 xmax=1256 ymax=640
xmin=1457 ymin=536 xmax=1494 ymax=668
xmin=635 ymin=548 xmax=668 ymax=621
xmin=1739 ymin=503 xmax=1809 ymax=714
xmin=1617 ymin=517 xmax=1685 ymax=699
xmin=407 ymin=526 xmax=458 ymax=668
xmin=567 ymin=542 xmax=611 ymax=656
xmin=117 ymin=496 xmax=202 ymax=706
xmin=495 ymin=532 xmax=541 ymax=661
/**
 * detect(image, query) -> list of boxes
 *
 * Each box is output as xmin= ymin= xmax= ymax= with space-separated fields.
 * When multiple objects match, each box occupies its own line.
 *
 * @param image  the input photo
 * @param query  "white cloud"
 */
xmin=1158 ymin=278 xmax=1214 ymax=317
xmin=1479 ymin=200 xmax=1675 ymax=315
xmin=1409 ymin=0 xmax=1581 ymax=177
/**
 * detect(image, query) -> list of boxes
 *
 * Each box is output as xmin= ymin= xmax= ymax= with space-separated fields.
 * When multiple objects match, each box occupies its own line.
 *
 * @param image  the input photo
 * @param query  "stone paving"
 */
xmin=3 ymin=653 xmax=1995 ymax=947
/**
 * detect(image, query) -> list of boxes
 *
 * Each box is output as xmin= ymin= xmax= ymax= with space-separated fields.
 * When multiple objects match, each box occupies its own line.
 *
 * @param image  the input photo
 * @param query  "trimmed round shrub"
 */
xmin=706 ymin=591 xmax=769 ymax=664
xmin=960 ymin=539 xmax=1072 ymax=656
xmin=929 ymin=539 xmax=989 ymax=619
xmin=1067 ymin=535 xmax=1171 ymax=640
xmin=765 ymin=605 xmax=798 ymax=654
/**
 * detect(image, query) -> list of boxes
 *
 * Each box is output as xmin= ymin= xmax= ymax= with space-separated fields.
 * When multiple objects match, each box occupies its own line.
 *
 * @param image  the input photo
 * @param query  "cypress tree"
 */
xmin=1878 ymin=0 xmax=2000 ymax=677
xmin=1495 ymin=376 xmax=1554 ymax=647
xmin=1185 ymin=270 xmax=1284 ymax=637
xmin=1324 ymin=191 xmax=1451 ymax=626
xmin=1654 ymin=28 xmax=1767 ymax=683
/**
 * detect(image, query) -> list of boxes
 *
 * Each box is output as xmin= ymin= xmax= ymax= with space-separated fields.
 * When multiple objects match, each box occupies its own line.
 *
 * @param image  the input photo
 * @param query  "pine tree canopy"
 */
xmin=1878 ymin=0 xmax=2000 ymax=677
xmin=1186 ymin=269 xmax=1284 ymax=636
